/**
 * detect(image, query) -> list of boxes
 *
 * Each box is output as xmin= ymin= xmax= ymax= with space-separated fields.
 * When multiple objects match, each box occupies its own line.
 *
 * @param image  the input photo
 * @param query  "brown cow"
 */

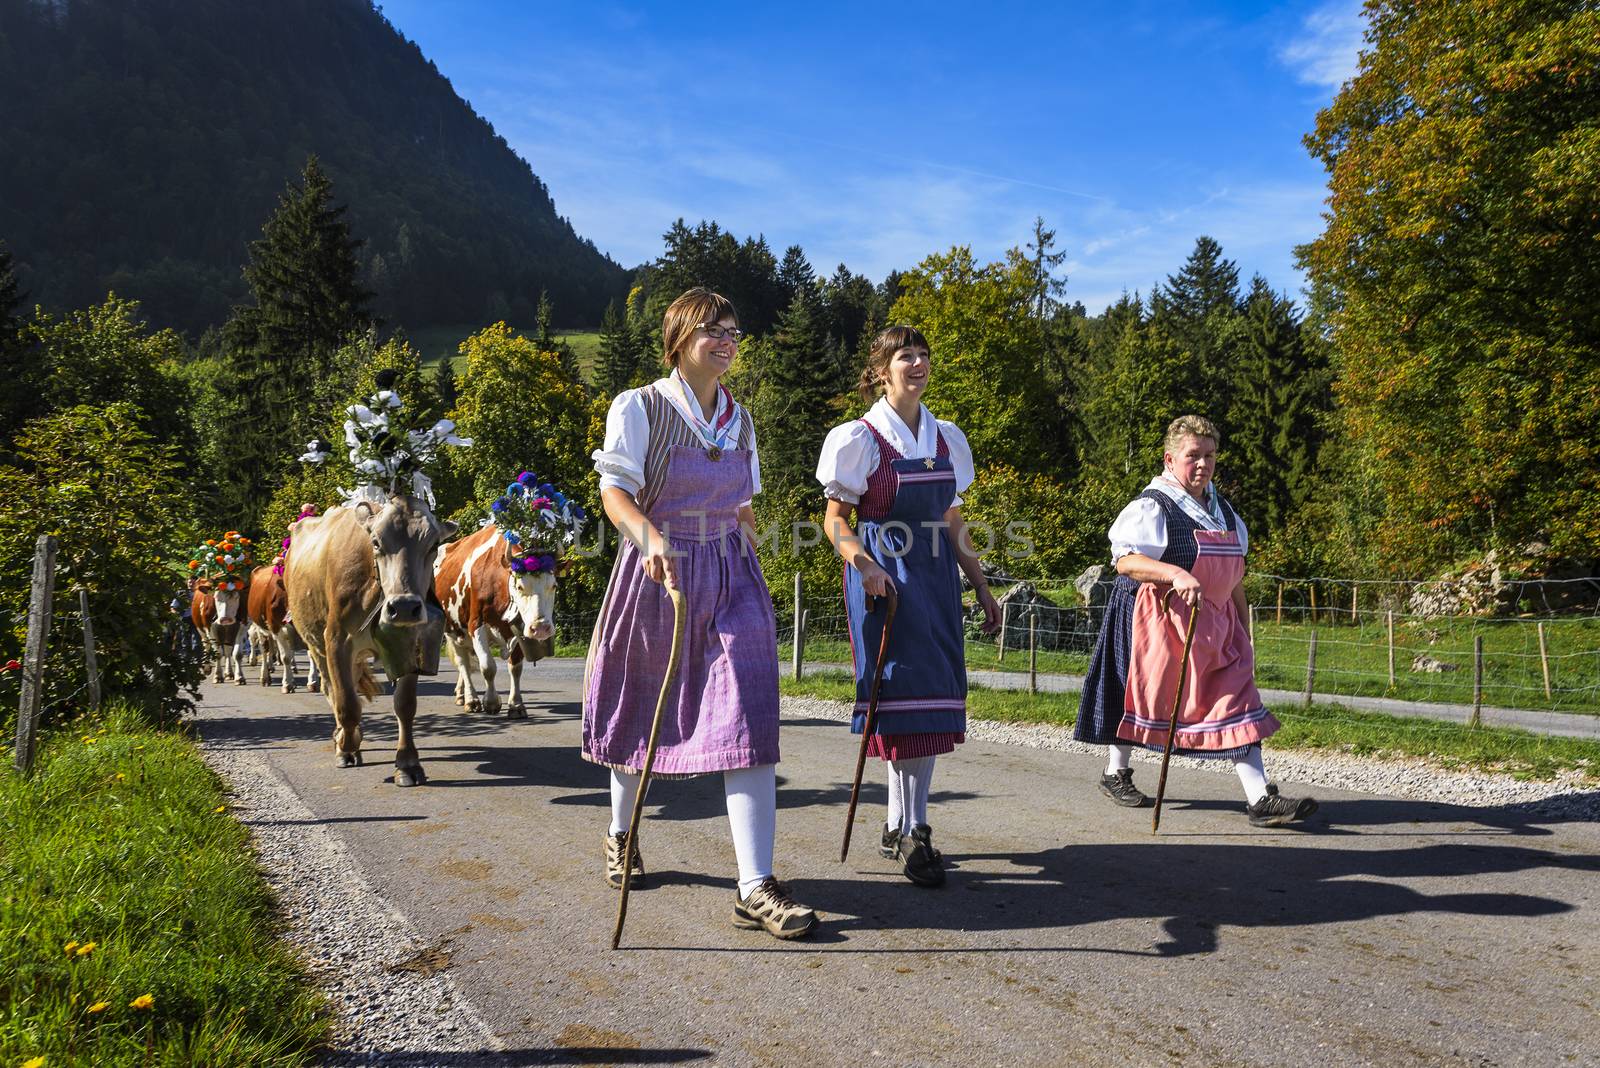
xmin=246 ymin=564 xmax=319 ymax=694
xmin=285 ymin=495 xmax=455 ymax=786
xmin=433 ymin=523 xmax=557 ymax=718
xmin=191 ymin=577 xmax=247 ymax=685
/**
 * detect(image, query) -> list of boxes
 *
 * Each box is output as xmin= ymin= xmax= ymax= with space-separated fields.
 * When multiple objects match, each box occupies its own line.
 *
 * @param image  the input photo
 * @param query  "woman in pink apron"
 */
xmin=1077 ymin=416 xmax=1316 ymax=826
xmin=586 ymin=288 xmax=817 ymax=939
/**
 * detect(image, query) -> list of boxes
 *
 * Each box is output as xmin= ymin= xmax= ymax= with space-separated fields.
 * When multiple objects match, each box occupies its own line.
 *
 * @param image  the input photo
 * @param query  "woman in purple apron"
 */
xmin=585 ymin=288 xmax=816 ymax=940
xmin=818 ymin=326 xmax=1001 ymax=886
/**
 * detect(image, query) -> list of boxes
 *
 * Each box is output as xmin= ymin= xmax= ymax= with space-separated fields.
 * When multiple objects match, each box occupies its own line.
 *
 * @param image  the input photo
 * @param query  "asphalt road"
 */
xmin=193 ymin=661 xmax=1600 ymax=1067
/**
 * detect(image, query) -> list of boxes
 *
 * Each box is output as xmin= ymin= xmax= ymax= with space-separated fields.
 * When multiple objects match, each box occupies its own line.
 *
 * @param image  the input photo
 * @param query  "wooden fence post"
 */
xmin=1350 ymin=585 xmax=1358 ymax=623
xmin=15 ymin=535 xmax=57 ymax=775
xmin=1248 ymin=605 xmax=1255 ymax=649
xmin=1470 ymin=634 xmax=1484 ymax=728
xmin=1028 ymin=615 xmax=1037 ymax=694
xmin=1386 ymin=610 xmax=1395 ymax=688
xmin=791 ymin=573 xmax=804 ymax=680
xmin=997 ymin=601 xmax=1008 ymax=663
xmin=1537 ymin=622 xmax=1551 ymax=701
xmin=79 ymin=588 xmax=100 ymax=711
xmin=1309 ymin=583 xmax=1318 ymax=626
xmin=1304 ymin=630 xmax=1317 ymax=708
xmin=1276 ymin=582 xmax=1283 ymax=625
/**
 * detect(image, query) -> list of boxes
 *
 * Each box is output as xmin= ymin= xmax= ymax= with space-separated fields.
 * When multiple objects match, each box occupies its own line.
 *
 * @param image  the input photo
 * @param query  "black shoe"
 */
xmin=879 ymin=824 xmax=901 ymax=860
xmin=1099 ymin=768 xmax=1149 ymax=808
xmin=898 ymin=824 xmax=946 ymax=887
xmin=1247 ymin=784 xmax=1319 ymax=827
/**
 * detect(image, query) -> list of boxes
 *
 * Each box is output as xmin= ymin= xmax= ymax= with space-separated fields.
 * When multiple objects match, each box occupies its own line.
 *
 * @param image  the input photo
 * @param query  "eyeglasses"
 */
xmin=698 ymin=323 xmax=744 ymax=341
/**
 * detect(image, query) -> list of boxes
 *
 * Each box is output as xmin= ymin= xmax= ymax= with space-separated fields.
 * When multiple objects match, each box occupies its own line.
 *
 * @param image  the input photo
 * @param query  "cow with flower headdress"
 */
xmin=247 ymin=504 xmax=322 ymax=693
xmin=288 ymin=374 xmax=469 ymax=786
xmin=433 ymin=472 xmax=587 ymax=718
xmin=187 ymin=532 xmax=256 ymax=684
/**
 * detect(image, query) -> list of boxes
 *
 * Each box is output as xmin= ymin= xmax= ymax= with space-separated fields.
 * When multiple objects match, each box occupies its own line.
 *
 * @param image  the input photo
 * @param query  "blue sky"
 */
xmin=378 ymin=0 xmax=1365 ymax=315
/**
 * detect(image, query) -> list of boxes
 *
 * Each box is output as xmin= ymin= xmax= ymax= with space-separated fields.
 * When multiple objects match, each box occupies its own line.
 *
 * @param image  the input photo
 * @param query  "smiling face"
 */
xmin=678 ymin=316 xmax=739 ymax=383
xmin=883 ymin=344 xmax=931 ymax=402
xmin=1164 ymin=434 xmax=1218 ymax=499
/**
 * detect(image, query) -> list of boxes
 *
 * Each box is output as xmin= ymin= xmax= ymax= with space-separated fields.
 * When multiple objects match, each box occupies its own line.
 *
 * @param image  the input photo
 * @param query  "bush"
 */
xmin=0 ymin=404 xmax=202 ymax=730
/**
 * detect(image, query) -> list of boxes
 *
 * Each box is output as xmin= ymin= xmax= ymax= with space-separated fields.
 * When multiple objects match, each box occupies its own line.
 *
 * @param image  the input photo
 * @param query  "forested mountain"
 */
xmin=0 ymin=0 xmax=630 ymax=334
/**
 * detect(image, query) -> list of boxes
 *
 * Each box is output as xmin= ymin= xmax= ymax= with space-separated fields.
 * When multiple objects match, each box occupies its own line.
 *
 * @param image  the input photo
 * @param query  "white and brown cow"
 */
xmin=246 ymin=564 xmax=319 ymax=694
xmin=191 ymin=577 xmax=247 ymax=684
xmin=433 ymin=523 xmax=558 ymax=719
xmin=285 ymin=495 xmax=455 ymax=786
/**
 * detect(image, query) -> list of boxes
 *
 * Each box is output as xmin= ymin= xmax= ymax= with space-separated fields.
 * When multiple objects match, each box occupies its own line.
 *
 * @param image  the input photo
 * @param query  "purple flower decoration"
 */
xmin=518 ymin=471 xmax=537 ymax=486
xmin=491 ymin=497 xmax=508 ymax=512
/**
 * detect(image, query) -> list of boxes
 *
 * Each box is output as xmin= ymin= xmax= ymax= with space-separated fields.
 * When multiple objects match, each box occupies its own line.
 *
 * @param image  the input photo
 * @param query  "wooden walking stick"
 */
xmin=611 ymin=582 xmax=688 ymax=950
xmin=840 ymin=583 xmax=899 ymax=862
xmin=1151 ymin=592 xmax=1201 ymax=834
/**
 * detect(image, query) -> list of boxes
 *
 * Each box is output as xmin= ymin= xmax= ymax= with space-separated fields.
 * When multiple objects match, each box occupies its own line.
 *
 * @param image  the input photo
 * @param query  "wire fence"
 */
xmin=547 ymin=570 xmax=1600 ymax=717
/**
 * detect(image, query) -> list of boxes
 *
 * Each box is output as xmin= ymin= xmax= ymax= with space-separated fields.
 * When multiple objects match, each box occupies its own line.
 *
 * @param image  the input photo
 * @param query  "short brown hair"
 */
xmin=661 ymin=287 xmax=738 ymax=368
xmin=857 ymin=325 xmax=930 ymax=402
xmin=1163 ymin=414 xmax=1220 ymax=454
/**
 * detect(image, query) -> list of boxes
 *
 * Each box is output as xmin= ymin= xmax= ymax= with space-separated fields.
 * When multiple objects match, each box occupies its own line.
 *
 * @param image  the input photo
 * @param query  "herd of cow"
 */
xmin=187 ymin=492 xmax=564 ymax=787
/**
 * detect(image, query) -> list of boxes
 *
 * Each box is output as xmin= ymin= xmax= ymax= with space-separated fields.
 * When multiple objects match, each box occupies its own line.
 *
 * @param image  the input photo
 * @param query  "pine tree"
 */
xmin=594 ymin=298 xmax=634 ymax=399
xmin=776 ymin=245 xmax=814 ymax=312
xmin=1151 ymin=236 xmax=1241 ymax=323
xmin=756 ymin=282 xmax=843 ymax=494
xmin=432 ymin=355 xmax=458 ymax=418
xmin=1149 ymin=236 xmax=1244 ymax=427
xmin=0 ymin=240 xmax=42 ymax=440
xmin=1025 ymin=216 xmax=1068 ymax=319
xmin=217 ymin=155 xmax=373 ymax=528
xmin=1223 ymin=277 xmax=1329 ymax=537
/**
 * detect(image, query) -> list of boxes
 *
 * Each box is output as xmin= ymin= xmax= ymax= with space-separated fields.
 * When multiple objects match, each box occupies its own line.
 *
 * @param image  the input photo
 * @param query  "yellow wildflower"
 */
xmin=114 ymin=772 xmax=125 ymax=781
xmin=75 ymin=942 xmax=97 ymax=956
xmin=81 ymin=736 xmax=95 ymax=744
xmin=133 ymin=745 xmax=145 ymax=751
xmin=213 ymin=804 xmax=227 ymax=813
xmin=22 ymin=1056 xmax=46 ymax=1068
xmin=129 ymin=993 xmax=154 ymax=1010
xmin=63 ymin=940 xmax=78 ymax=954
xmin=87 ymin=1001 xmax=109 ymax=1013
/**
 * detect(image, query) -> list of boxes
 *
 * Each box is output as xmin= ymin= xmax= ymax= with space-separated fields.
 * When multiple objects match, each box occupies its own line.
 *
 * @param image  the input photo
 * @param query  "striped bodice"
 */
xmin=636 ymin=385 xmax=754 ymax=514
xmin=858 ymin=420 xmax=949 ymax=520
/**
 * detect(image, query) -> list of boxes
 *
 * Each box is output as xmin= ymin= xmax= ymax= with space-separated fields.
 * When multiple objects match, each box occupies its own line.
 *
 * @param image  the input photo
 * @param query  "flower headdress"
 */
xmin=489 ymin=472 xmax=587 ymax=574
xmin=185 ymin=531 xmax=255 ymax=591
xmin=301 ymin=370 xmax=472 ymax=506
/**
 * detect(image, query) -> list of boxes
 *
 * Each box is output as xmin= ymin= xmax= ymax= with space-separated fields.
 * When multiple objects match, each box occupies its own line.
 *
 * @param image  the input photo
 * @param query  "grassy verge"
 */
xmin=780 ymin=670 xmax=1600 ymax=782
xmin=1 ymin=704 xmax=328 ymax=1066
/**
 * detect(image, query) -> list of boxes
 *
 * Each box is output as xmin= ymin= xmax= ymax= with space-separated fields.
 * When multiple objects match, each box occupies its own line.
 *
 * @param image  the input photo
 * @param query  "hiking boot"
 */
xmin=731 ymin=877 xmax=818 ymax=940
xmin=1247 ymin=784 xmax=1319 ymax=827
xmin=1099 ymin=768 xmax=1149 ymax=808
xmin=879 ymin=824 xmax=901 ymax=860
xmin=897 ymin=824 xmax=946 ymax=888
xmin=604 ymin=830 xmax=645 ymax=890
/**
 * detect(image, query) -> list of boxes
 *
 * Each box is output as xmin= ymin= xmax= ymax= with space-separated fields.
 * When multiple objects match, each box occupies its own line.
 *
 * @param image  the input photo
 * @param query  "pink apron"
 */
xmin=1117 ymin=528 xmax=1279 ymax=751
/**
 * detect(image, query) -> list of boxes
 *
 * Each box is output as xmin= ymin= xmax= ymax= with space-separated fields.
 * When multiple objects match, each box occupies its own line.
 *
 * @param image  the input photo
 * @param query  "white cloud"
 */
xmin=1279 ymin=1 xmax=1366 ymax=90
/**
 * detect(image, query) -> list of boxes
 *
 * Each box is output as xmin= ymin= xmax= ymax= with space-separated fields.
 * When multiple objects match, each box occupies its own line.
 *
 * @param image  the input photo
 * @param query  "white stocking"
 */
xmin=885 ymin=762 xmax=905 ymax=834
xmin=1106 ymin=744 xmax=1132 ymax=774
xmin=888 ymin=755 xmax=936 ymax=834
xmin=608 ymin=769 xmax=642 ymax=836
xmin=724 ymin=765 xmax=776 ymax=899
xmin=1234 ymin=746 xmax=1269 ymax=804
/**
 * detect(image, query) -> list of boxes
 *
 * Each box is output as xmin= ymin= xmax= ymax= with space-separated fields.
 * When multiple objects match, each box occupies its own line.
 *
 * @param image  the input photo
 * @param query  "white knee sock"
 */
xmin=1234 ymin=746 xmax=1269 ymax=804
xmin=885 ymin=763 xmax=904 ymax=834
xmin=724 ymin=765 xmax=776 ymax=899
xmin=888 ymin=755 xmax=936 ymax=834
xmin=1106 ymin=744 xmax=1132 ymax=774
xmin=608 ymin=769 xmax=642 ymax=836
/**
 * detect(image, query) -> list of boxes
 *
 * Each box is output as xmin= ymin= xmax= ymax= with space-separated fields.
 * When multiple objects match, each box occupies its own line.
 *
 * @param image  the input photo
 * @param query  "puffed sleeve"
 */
xmin=938 ymin=419 xmax=975 ymax=507
xmin=592 ymin=388 xmax=650 ymax=496
xmin=1108 ymin=497 xmax=1167 ymax=563
xmin=815 ymin=422 xmax=877 ymax=504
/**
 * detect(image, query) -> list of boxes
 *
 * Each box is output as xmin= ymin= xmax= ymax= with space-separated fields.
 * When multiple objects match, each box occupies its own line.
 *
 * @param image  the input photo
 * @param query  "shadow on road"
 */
xmin=329 ymin=1047 xmax=712 ymax=1066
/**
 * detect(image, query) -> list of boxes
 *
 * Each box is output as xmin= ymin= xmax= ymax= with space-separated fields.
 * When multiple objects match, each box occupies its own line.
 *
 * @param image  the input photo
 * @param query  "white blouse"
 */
xmin=815 ymin=398 xmax=975 ymax=507
xmin=591 ymin=375 xmax=761 ymax=502
xmin=1108 ymin=474 xmax=1249 ymax=563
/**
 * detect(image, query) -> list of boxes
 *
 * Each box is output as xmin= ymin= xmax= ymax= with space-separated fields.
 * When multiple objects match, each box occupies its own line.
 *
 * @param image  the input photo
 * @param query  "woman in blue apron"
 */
xmin=817 ymin=325 xmax=1001 ymax=886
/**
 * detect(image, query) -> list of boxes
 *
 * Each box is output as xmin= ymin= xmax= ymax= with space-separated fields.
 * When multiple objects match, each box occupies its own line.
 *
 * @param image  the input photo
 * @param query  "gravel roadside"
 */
xmin=197 ymin=693 xmax=1598 ymax=1065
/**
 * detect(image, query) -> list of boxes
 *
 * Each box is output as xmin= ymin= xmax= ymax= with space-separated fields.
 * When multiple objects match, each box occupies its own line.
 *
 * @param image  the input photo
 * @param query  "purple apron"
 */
xmin=582 ymin=445 xmax=780 ymax=777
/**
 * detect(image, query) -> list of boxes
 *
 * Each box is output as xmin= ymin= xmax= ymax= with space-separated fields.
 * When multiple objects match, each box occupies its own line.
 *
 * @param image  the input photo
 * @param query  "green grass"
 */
xmin=409 ymin=324 xmax=602 ymax=383
xmin=781 ymin=670 xmax=1600 ymax=782
xmin=1 ymin=704 xmax=328 ymax=1066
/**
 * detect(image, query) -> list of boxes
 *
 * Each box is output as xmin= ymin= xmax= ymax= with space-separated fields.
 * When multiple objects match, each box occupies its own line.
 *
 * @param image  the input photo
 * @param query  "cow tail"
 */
xmin=355 ymin=660 xmax=380 ymax=700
